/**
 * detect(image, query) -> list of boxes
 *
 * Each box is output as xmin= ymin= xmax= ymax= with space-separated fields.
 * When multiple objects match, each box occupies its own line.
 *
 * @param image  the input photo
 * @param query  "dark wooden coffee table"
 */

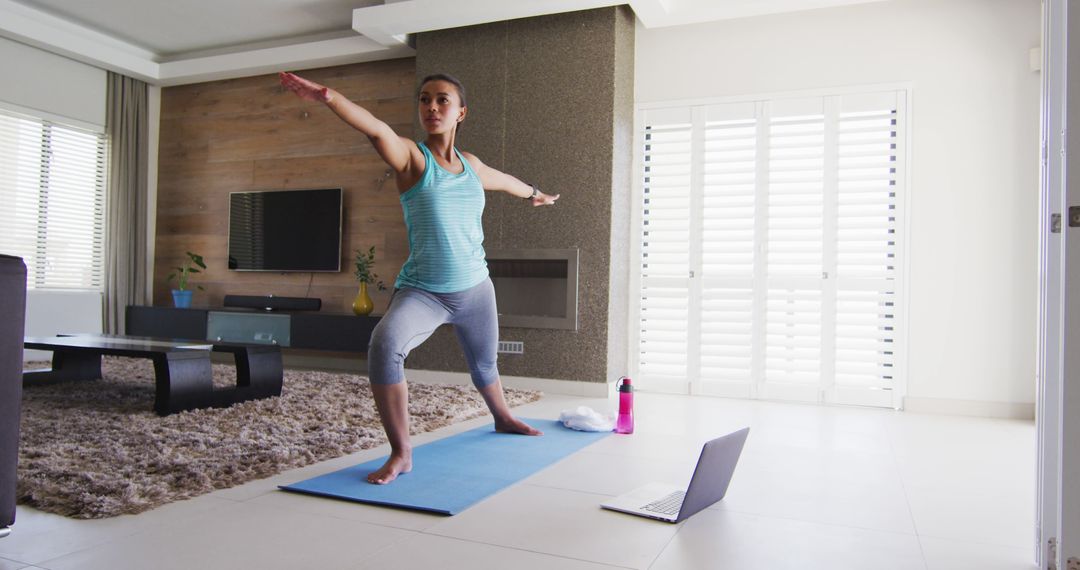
xmin=23 ymin=334 xmax=283 ymax=416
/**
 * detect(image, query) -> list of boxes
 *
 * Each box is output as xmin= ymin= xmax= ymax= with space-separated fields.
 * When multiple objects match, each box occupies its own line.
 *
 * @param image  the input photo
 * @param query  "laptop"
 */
xmin=600 ymin=427 xmax=749 ymax=523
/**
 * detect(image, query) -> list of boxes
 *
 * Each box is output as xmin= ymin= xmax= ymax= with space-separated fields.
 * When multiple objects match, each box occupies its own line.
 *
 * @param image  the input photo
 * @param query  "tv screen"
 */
xmin=227 ymin=188 xmax=342 ymax=272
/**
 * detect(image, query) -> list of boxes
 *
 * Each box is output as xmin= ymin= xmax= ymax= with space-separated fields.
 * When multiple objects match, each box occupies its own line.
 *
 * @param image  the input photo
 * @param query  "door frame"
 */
xmin=1036 ymin=0 xmax=1064 ymax=565
xmin=1059 ymin=0 xmax=1080 ymax=564
xmin=1038 ymin=0 xmax=1080 ymax=566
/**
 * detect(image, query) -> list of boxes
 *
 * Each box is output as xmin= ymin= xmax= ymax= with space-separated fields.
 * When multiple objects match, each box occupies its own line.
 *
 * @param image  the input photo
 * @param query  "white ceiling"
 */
xmin=0 ymin=0 xmax=888 ymax=86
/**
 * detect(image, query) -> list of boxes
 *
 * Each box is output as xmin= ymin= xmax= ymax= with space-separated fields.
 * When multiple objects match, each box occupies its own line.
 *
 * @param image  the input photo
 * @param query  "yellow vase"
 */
xmin=352 ymin=281 xmax=374 ymax=316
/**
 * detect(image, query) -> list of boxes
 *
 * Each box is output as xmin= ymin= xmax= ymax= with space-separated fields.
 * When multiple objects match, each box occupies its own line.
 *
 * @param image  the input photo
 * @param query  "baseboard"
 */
xmin=903 ymin=396 xmax=1035 ymax=420
xmin=403 ymin=368 xmax=611 ymax=398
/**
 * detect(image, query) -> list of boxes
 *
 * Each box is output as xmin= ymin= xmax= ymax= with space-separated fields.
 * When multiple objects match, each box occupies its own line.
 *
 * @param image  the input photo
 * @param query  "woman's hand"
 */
xmin=279 ymin=72 xmax=333 ymax=104
xmin=528 ymin=191 xmax=560 ymax=207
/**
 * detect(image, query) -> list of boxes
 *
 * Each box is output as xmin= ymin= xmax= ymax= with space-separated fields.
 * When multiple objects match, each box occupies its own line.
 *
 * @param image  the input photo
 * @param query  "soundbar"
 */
xmin=223 ymin=295 xmax=321 ymax=312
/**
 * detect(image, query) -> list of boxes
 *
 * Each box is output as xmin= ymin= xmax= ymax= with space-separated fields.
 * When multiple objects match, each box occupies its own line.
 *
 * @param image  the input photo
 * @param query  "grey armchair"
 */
xmin=0 ymin=254 xmax=27 ymax=538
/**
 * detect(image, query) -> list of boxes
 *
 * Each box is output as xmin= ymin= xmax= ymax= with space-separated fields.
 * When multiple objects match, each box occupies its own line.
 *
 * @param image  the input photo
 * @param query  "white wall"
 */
xmin=0 ymin=36 xmax=108 ymax=360
xmin=23 ymin=290 xmax=104 ymax=361
xmin=636 ymin=0 xmax=1042 ymax=415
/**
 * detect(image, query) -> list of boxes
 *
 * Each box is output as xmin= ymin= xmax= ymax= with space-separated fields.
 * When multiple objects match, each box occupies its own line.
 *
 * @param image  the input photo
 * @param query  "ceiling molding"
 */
xmin=0 ymin=0 xmax=158 ymax=82
xmin=627 ymin=0 xmax=672 ymax=27
xmin=157 ymin=36 xmax=414 ymax=86
xmin=0 ymin=0 xmax=413 ymax=86
xmin=352 ymin=0 xmax=649 ymax=47
xmin=350 ymin=0 xmax=675 ymax=46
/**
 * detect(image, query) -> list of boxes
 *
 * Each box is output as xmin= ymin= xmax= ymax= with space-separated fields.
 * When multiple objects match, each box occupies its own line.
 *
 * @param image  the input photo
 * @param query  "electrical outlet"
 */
xmin=498 ymin=341 xmax=524 ymax=354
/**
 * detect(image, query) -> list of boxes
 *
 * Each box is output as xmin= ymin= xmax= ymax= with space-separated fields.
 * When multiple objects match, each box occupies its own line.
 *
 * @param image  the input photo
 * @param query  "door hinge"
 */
xmin=1068 ymin=557 xmax=1079 ymax=570
xmin=1049 ymin=537 xmax=1057 ymax=570
xmin=1053 ymin=214 xmax=1063 ymax=234
xmin=1070 ymin=206 xmax=1080 ymax=228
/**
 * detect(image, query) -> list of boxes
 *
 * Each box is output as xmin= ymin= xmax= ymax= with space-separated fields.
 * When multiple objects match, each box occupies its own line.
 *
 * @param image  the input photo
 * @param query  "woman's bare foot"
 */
xmin=368 ymin=382 xmax=412 ymax=484
xmin=478 ymin=379 xmax=543 ymax=436
xmin=494 ymin=416 xmax=543 ymax=436
xmin=367 ymin=451 xmax=412 ymax=484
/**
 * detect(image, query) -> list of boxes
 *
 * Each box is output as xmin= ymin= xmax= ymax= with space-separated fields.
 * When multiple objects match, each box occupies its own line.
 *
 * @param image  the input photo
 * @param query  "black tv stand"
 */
xmin=126 ymin=306 xmax=378 ymax=353
xmin=223 ymin=294 xmax=322 ymax=312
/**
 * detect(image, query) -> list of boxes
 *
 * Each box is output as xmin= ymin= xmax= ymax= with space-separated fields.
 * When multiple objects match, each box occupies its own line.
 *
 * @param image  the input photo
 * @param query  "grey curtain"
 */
xmin=103 ymin=72 xmax=150 ymax=334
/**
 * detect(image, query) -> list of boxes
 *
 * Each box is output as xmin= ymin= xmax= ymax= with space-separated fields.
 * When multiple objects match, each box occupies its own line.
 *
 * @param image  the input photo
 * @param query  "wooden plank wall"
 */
xmin=154 ymin=58 xmax=416 ymax=314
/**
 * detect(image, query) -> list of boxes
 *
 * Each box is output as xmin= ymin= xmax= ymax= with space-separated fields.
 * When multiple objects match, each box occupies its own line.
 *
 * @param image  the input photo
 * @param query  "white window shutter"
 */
xmin=635 ymin=88 xmax=906 ymax=409
xmin=698 ymin=102 xmax=758 ymax=395
xmin=762 ymin=99 xmax=825 ymax=399
xmin=639 ymin=109 xmax=693 ymax=390
xmin=831 ymin=92 xmax=904 ymax=407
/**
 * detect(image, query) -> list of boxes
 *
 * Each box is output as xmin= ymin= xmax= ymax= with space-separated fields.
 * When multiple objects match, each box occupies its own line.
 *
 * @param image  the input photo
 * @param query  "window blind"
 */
xmin=0 ymin=108 xmax=107 ymax=290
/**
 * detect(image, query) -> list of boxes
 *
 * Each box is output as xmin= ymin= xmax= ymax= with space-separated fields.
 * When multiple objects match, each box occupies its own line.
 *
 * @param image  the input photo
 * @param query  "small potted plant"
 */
xmin=167 ymin=251 xmax=207 ymax=308
xmin=353 ymin=246 xmax=387 ymax=316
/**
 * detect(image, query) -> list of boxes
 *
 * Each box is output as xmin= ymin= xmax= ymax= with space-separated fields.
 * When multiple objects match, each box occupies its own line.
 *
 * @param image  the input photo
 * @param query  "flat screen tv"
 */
xmin=227 ymin=188 xmax=342 ymax=272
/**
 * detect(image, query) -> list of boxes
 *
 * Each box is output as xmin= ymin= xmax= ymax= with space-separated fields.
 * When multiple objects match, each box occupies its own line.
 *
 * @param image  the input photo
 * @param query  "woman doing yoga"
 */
xmin=279 ymin=71 xmax=558 ymax=484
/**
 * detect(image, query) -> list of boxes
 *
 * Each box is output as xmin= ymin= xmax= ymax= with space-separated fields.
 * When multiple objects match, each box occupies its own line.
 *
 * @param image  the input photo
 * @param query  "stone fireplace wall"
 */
xmin=407 ymin=6 xmax=635 ymax=384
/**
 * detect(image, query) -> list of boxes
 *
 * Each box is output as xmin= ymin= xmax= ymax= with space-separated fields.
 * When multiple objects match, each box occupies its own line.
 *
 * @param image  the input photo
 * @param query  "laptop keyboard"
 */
xmin=641 ymin=491 xmax=685 ymax=516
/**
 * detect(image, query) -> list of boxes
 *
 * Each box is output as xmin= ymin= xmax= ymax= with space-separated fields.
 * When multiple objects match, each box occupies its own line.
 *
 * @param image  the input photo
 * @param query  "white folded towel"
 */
xmin=558 ymin=406 xmax=615 ymax=432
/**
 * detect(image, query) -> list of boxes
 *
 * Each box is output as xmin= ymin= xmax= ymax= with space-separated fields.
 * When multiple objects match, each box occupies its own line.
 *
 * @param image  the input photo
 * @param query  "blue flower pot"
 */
xmin=172 ymin=289 xmax=193 ymax=308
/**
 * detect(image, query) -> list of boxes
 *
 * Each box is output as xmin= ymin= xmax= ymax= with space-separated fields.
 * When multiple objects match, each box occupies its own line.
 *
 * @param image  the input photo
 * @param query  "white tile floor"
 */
xmin=0 ymin=389 xmax=1038 ymax=569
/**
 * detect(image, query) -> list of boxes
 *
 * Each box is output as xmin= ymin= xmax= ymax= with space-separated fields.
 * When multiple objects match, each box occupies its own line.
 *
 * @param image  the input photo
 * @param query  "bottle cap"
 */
xmin=618 ymin=376 xmax=633 ymax=392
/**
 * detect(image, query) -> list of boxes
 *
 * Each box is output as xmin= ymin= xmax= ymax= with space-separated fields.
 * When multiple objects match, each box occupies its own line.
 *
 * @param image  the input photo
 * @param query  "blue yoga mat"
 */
xmin=280 ymin=418 xmax=609 ymax=515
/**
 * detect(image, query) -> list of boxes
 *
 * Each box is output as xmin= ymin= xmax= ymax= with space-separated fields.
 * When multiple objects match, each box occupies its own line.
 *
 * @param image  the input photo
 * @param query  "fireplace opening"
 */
xmin=485 ymin=249 xmax=578 ymax=331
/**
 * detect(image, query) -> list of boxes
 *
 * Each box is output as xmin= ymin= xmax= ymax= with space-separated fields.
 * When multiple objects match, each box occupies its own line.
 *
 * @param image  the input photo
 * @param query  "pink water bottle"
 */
xmin=615 ymin=376 xmax=634 ymax=434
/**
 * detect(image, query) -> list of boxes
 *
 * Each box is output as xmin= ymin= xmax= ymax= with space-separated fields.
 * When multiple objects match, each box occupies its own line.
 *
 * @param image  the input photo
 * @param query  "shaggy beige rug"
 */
xmin=18 ymin=357 xmax=542 ymax=519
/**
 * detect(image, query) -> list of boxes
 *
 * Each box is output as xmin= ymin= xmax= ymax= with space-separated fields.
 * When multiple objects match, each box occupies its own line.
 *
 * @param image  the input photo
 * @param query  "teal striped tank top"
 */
xmin=394 ymin=142 xmax=489 ymax=293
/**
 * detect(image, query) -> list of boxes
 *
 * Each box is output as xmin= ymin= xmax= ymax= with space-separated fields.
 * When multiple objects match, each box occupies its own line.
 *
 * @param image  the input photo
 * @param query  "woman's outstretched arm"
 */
xmin=279 ymin=72 xmax=414 ymax=173
xmin=461 ymin=152 xmax=559 ymax=207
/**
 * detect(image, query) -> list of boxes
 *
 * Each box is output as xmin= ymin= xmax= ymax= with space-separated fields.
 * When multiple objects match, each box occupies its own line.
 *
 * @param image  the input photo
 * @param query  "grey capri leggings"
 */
xmin=367 ymin=277 xmax=499 ymax=388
